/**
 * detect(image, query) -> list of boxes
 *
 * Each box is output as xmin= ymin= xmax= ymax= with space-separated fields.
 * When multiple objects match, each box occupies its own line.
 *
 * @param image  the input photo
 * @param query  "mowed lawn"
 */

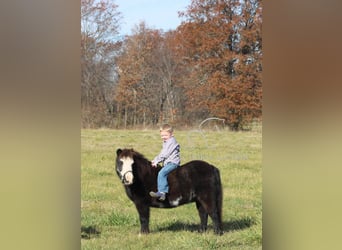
xmin=81 ymin=127 xmax=262 ymax=249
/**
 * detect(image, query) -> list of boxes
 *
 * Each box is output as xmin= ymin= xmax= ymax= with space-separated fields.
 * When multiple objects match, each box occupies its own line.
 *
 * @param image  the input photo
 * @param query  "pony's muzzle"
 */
xmin=122 ymin=171 xmax=133 ymax=185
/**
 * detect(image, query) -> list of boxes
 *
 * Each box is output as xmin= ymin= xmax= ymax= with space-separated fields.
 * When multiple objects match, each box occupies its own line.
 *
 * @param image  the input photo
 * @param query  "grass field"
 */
xmin=81 ymin=127 xmax=262 ymax=249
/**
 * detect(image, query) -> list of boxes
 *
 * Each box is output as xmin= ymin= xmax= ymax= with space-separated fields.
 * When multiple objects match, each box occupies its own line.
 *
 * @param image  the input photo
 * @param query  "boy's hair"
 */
xmin=160 ymin=123 xmax=174 ymax=133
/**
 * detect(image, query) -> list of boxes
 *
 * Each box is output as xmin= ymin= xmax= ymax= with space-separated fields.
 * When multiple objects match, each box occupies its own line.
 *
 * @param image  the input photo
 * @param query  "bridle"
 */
xmin=116 ymin=154 xmax=134 ymax=185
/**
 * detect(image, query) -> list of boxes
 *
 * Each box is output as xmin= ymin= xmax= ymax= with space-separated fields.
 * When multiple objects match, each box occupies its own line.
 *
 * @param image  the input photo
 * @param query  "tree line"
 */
xmin=81 ymin=0 xmax=262 ymax=130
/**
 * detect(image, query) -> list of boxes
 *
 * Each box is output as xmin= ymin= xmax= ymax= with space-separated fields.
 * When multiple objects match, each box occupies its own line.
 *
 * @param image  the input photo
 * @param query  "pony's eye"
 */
xmin=117 ymin=160 xmax=123 ymax=171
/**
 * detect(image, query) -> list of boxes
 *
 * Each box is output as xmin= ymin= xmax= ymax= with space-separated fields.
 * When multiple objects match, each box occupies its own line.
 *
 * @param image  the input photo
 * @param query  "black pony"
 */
xmin=115 ymin=148 xmax=223 ymax=235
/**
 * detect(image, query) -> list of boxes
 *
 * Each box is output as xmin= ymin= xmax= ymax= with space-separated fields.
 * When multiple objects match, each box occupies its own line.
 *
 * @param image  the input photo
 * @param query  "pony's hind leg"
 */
xmin=197 ymin=195 xmax=223 ymax=235
xmin=209 ymin=209 xmax=223 ymax=235
xmin=196 ymin=200 xmax=208 ymax=233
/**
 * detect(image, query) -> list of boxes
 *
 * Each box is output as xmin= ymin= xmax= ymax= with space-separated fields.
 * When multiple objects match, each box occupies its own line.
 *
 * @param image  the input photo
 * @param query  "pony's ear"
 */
xmin=116 ymin=148 xmax=122 ymax=156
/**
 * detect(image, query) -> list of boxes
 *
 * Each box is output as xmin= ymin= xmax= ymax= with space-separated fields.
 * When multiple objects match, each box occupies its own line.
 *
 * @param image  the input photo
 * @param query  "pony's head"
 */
xmin=116 ymin=148 xmax=135 ymax=185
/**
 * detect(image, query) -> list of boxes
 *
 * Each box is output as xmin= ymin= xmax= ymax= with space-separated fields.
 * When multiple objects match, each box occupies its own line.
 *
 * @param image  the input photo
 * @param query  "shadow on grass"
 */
xmin=81 ymin=225 xmax=101 ymax=239
xmin=156 ymin=217 xmax=254 ymax=234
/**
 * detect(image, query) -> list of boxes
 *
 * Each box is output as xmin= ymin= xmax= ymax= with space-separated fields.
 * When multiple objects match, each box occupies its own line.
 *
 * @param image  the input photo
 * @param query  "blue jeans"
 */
xmin=158 ymin=162 xmax=178 ymax=193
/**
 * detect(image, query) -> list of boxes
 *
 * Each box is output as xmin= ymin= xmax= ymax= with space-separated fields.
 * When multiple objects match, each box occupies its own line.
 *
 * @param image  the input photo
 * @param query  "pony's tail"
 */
xmin=214 ymin=167 xmax=223 ymax=231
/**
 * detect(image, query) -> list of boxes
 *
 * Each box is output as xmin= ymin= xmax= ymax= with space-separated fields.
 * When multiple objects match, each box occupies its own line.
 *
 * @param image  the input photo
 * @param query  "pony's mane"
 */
xmin=120 ymin=148 xmax=149 ymax=163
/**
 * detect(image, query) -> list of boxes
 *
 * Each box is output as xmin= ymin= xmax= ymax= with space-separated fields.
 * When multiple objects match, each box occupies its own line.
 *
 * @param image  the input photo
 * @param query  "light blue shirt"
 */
xmin=153 ymin=136 xmax=180 ymax=166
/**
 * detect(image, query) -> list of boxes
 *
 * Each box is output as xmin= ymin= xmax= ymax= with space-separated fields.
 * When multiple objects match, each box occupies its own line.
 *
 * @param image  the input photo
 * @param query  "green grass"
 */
xmin=81 ymin=128 xmax=262 ymax=249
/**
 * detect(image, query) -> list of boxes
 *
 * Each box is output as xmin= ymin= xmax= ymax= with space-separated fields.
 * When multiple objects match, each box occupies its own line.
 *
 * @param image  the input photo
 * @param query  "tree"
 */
xmin=177 ymin=0 xmax=262 ymax=130
xmin=81 ymin=0 xmax=122 ymax=127
xmin=115 ymin=23 xmax=184 ymax=127
xmin=81 ymin=0 xmax=262 ymax=130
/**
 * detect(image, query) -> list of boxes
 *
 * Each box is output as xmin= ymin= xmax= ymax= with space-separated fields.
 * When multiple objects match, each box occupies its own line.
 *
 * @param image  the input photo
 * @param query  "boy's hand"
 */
xmin=151 ymin=162 xmax=157 ymax=168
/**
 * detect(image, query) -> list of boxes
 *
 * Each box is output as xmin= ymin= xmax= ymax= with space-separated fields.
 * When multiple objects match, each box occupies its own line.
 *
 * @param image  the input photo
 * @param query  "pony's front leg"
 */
xmin=135 ymin=202 xmax=150 ymax=234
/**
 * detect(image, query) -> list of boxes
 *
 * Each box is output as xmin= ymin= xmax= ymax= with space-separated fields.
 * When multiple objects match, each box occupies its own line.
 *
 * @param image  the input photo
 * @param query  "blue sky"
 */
xmin=115 ymin=0 xmax=191 ymax=35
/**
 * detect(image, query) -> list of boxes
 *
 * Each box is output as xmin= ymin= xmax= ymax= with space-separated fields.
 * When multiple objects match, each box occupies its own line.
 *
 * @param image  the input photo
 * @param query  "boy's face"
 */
xmin=160 ymin=130 xmax=172 ymax=142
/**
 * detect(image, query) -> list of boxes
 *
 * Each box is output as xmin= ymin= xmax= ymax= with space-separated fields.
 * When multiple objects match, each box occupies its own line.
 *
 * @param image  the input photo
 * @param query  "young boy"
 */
xmin=149 ymin=124 xmax=180 ymax=201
